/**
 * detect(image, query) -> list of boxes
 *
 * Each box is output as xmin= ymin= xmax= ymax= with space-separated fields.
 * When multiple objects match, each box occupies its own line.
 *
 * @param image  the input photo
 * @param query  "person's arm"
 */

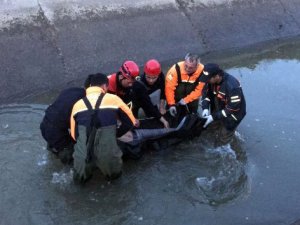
xmin=165 ymin=65 xmax=178 ymax=106
xmin=70 ymin=101 xmax=81 ymax=140
xmin=135 ymin=82 xmax=161 ymax=119
xmin=159 ymin=99 xmax=166 ymax=115
xmin=115 ymin=95 xmax=137 ymax=137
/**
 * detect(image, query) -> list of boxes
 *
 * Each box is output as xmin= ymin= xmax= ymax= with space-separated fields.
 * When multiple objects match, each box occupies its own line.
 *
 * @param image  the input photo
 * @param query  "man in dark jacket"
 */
xmin=138 ymin=59 xmax=166 ymax=115
xmin=40 ymin=87 xmax=85 ymax=164
xmin=108 ymin=60 xmax=169 ymax=128
xmin=199 ymin=63 xmax=246 ymax=144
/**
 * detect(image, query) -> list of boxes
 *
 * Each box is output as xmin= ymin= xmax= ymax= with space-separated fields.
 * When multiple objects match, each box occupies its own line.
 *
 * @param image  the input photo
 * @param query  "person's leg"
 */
xmin=57 ymin=142 xmax=74 ymax=165
xmin=72 ymin=126 xmax=94 ymax=183
xmin=94 ymin=127 xmax=123 ymax=181
xmin=40 ymin=119 xmax=74 ymax=161
xmin=218 ymin=126 xmax=236 ymax=145
xmin=216 ymin=117 xmax=240 ymax=145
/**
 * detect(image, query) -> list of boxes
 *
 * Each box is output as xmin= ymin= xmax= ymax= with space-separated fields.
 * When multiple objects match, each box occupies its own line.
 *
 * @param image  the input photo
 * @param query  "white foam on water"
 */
xmin=234 ymin=131 xmax=245 ymax=142
xmin=37 ymin=153 xmax=48 ymax=166
xmin=195 ymin=177 xmax=216 ymax=190
xmin=209 ymin=144 xmax=237 ymax=159
xmin=51 ymin=169 xmax=73 ymax=185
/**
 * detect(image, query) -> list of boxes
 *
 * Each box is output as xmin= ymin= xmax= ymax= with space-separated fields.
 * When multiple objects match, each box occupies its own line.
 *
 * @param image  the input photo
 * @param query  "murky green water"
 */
xmin=1 ymin=40 xmax=300 ymax=225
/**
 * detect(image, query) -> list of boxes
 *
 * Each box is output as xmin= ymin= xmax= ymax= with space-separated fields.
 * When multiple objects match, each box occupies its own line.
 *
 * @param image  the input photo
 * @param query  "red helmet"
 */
xmin=120 ymin=61 xmax=139 ymax=79
xmin=144 ymin=59 xmax=161 ymax=77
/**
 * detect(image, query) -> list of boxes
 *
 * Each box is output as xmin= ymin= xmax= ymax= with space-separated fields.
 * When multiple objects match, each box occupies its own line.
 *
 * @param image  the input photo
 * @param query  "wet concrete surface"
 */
xmin=1 ymin=40 xmax=300 ymax=225
xmin=1 ymin=0 xmax=300 ymax=104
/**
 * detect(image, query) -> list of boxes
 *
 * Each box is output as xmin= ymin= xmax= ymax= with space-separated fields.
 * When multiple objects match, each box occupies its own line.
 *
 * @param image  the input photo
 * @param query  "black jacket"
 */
xmin=202 ymin=73 xmax=246 ymax=123
xmin=140 ymin=72 xmax=166 ymax=100
xmin=127 ymin=81 xmax=162 ymax=119
xmin=40 ymin=87 xmax=86 ymax=150
xmin=42 ymin=87 xmax=85 ymax=129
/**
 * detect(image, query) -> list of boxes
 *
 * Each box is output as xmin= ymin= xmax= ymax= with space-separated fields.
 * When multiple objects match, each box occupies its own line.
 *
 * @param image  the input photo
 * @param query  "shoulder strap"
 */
xmin=95 ymin=93 xmax=105 ymax=110
xmin=82 ymin=93 xmax=105 ymax=113
xmin=175 ymin=63 xmax=182 ymax=83
xmin=82 ymin=97 xmax=93 ymax=112
xmin=82 ymin=93 xmax=105 ymax=163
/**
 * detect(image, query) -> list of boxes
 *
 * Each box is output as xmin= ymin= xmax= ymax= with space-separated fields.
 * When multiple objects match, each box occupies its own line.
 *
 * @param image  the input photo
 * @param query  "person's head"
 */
xmin=119 ymin=60 xmax=139 ymax=88
xmin=199 ymin=63 xmax=224 ymax=84
xmin=184 ymin=53 xmax=201 ymax=75
xmin=84 ymin=73 xmax=109 ymax=92
xmin=144 ymin=59 xmax=161 ymax=85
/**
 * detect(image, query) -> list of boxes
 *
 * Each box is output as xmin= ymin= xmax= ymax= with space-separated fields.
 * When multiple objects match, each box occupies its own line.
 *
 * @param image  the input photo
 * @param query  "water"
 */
xmin=1 ymin=41 xmax=300 ymax=225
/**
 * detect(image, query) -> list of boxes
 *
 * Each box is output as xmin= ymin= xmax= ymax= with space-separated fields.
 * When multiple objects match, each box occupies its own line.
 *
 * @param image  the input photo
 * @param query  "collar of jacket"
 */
xmin=86 ymin=86 xmax=105 ymax=95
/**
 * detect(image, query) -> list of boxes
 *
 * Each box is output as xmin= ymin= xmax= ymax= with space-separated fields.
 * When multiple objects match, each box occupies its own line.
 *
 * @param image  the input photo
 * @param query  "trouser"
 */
xmin=205 ymin=118 xmax=239 ymax=146
xmin=73 ymin=126 xmax=123 ymax=183
xmin=40 ymin=119 xmax=73 ymax=151
xmin=40 ymin=119 xmax=74 ymax=164
xmin=218 ymin=125 xmax=236 ymax=145
xmin=208 ymin=96 xmax=243 ymax=145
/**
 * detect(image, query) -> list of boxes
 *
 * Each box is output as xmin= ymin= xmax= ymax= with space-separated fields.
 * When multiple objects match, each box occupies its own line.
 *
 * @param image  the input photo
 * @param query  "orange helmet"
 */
xmin=120 ymin=61 xmax=139 ymax=79
xmin=144 ymin=59 xmax=161 ymax=77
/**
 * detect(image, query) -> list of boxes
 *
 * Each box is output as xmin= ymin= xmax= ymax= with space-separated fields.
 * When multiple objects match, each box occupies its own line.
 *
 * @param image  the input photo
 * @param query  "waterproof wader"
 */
xmin=210 ymin=96 xmax=240 ymax=145
xmin=73 ymin=94 xmax=123 ymax=183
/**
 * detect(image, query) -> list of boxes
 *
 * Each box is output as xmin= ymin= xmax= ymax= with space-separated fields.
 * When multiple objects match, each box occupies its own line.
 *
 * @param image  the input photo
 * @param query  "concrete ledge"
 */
xmin=1 ymin=0 xmax=300 ymax=103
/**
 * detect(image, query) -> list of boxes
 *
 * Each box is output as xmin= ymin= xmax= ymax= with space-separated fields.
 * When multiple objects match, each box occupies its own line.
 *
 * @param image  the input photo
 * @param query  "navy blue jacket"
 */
xmin=40 ymin=87 xmax=86 ymax=150
xmin=43 ymin=87 xmax=85 ymax=129
xmin=202 ymin=73 xmax=246 ymax=124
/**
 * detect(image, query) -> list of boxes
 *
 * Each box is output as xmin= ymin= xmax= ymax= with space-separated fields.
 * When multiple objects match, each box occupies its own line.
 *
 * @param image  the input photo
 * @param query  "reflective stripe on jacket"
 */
xmin=202 ymin=73 xmax=246 ymax=122
xmin=165 ymin=61 xmax=205 ymax=106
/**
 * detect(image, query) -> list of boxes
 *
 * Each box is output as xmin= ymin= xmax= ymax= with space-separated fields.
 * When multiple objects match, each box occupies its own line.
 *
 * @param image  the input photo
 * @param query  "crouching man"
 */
xmin=70 ymin=73 xmax=137 ymax=183
xmin=200 ymin=63 xmax=246 ymax=145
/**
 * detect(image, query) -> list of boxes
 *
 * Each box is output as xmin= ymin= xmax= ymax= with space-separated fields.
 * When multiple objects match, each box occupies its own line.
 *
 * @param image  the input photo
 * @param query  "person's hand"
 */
xmin=203 ymin=115 xmax=213 ymax=128
xmin=179 ymin=98 xmax=186 ymax=105
xmin=134 ymin=119 xmax=140 ymax=127
xmin=202 ymin=109 xmax=210 ymax=118
xmin=169 ymin=106 xmax=177 ymax=117
xmin=159 ymin=106 xmax=167 ymax=115
xmin=160 ymin=116 xmax=170 ymax=129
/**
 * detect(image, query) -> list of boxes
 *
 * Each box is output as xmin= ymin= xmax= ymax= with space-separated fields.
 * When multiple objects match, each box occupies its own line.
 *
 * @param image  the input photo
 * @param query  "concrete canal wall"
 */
xmin=1 ymin=0 xmax=300 ymax=103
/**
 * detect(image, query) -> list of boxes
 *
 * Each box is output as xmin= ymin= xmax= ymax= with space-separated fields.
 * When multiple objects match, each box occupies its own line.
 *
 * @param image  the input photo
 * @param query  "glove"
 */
xmin=169 ymin=106 xmax=177 ymax=117
xmin=202 ymin=109 xmax=210 ymax=118
xmin=178 ymin=98 xmax=186 ymax=105
xmin=203 ymin=115 xmax=214 ymax=128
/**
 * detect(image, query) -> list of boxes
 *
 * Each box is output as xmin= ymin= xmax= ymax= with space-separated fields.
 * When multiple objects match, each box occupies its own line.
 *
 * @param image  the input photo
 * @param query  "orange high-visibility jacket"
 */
xmin=165 ymin=61 xmax=205 ymax=106
xmin=70 ymin=86 xmax=136 ymax=140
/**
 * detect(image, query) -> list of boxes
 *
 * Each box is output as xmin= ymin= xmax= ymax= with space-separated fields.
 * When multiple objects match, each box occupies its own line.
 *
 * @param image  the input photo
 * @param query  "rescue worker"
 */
xmin=108 ymin=60 xmax=169 ymax=128
xmin=40 ymin=87 xmax=85 ymax=164
xmin=165 ymin=53 xmax=205 ymax=120
xmin=70 ymin=73 xmax=137 ymax=183
xmin=200 ymin=63 xmax=246 ymax=144
xmin=138 ymin=59 xmax=166 ymax=115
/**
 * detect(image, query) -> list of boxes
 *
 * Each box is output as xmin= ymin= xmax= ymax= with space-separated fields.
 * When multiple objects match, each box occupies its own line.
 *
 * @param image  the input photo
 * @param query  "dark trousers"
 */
xmin=40 ymin=119 xmax=73 ymax=151
xmin=210 ymin=97 xmax=242 ymax=144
